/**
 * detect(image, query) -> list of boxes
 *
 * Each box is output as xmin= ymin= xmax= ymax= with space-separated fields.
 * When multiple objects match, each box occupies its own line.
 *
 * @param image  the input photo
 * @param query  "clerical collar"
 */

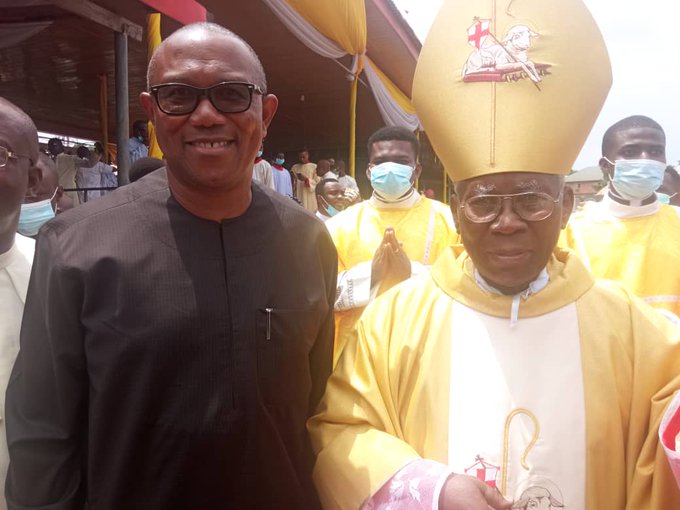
xmin=474 ymin=267 xmax=550 ymax=327
xmin=607 ymin=186 xmax=658 ymax=207
xmin=601 ymin=187 xmax=659 ymax=219
xmin=369 ymin=188 xmax=421 ymax=209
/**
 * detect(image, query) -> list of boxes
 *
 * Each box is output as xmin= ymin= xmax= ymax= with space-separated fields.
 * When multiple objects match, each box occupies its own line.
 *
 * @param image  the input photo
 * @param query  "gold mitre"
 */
xmin=413 ymin=0 xmax=612 ymax=181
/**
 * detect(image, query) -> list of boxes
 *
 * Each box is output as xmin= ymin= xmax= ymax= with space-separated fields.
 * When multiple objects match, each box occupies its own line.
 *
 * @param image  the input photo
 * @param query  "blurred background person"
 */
xmin=128 ymin=120 xmax=149 ymax=163
xmin=314 ymin=178 xmax=346 ymax=223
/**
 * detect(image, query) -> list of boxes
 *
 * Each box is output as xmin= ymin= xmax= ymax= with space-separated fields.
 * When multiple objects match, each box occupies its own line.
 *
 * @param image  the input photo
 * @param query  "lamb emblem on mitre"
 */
xmin=462 ymin=18 xmax=550 ymax=87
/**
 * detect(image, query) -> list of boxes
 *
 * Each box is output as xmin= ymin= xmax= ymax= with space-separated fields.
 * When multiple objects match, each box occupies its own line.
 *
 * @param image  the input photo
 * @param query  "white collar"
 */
xmin=368 ymin=188 xmax=421 ymax=209
xmin=474 ymin=267 xmax=550 ymax=327
xmin=597 ymin=188 xmax=659 ymax=219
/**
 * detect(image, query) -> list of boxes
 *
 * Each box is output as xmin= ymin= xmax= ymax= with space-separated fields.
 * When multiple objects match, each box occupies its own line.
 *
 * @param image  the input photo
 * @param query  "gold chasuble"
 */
xmin=309 ymin=247 xmax=680 ymax=509
xmin=563 ymin=199 xmax=680 ymax=317
xmin=326 ymin=196 xmax=459 ymax=364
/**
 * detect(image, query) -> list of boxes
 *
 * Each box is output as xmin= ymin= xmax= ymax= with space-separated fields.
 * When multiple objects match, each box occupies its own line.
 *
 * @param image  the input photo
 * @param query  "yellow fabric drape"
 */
xmin=364 ymin=55 xmax=416 ymax=114
xmin=285 ymin=0 xmax=366 ymax=176
xmin=285 ymin=0 xmax=366 ymax=55
xmin=282 ymin=1 xmax=417 ymax=177
xmin=147 ymin=13 xmax=163 ymax=159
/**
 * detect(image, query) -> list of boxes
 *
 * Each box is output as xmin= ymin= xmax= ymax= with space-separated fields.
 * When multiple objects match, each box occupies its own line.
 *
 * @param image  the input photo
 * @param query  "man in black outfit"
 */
xmin=6 ymin=22 xmax=336 ymax=509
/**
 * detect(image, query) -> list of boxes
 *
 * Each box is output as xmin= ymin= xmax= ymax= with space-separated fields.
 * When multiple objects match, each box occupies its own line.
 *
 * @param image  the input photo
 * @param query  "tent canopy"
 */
xmin=0 ymin=0 xmax=421 ymax=162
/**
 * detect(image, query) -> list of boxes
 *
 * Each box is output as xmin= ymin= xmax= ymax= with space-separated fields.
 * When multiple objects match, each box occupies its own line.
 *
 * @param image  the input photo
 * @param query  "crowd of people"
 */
xmin=0 ymin=1 xmax=679 ymax=509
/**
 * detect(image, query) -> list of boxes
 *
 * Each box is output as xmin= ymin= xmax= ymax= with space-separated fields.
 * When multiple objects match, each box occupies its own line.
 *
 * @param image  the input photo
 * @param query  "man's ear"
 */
xmin=140 ymin=92 xmax=155 ymax=123
xmin=412 ymin=161 xmax=423 ymax=183
xmin=560 ymin=185 xmax=575 ymax=229
xmin=25 ymin=164 xmax=43 ymax=200
xmin=599 ymin=156 xmax=613 ymax=182
xmin=260 ymin=94 xmax=279 ymax=140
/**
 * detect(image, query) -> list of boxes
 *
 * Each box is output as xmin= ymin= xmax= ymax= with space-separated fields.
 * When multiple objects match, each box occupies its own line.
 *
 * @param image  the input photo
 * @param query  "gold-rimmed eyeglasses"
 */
xmin=0 ymin=145 xmax=31 ymax=167
xmin=459 ymin=191 xmax=562 ymax=223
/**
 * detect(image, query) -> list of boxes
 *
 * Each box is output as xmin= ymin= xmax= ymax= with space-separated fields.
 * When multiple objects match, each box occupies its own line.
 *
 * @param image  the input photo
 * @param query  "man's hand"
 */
xmin=296 ymin=172 xmax=306 ymax=180
xmin=343 ymin=188 xmax=362 ymax=205
xmin=370 ymin=228 xmax=411 ymax=296
xmin=439 ymin=475 xmax=513 ymax=510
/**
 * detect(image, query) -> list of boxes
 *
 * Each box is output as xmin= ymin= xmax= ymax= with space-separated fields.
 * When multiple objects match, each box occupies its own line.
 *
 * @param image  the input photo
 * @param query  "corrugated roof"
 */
xmin=565 ymin=165 xmax=604 ymax=183
xmin=0 ymin=0 xmax=420 ymax=160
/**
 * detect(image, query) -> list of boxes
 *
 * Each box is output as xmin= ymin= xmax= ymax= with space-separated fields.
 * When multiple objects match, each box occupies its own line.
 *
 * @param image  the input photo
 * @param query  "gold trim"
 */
xmin=500 ymin=408 xmax=540 ymax=496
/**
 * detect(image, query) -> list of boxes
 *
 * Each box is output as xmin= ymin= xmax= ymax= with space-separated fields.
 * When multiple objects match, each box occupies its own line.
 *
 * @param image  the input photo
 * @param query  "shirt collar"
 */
xmin=600 ymin=187 xmax=659 ymax=218
xmin=473 ymin=266 xmax=551 ymax=327
xmin=369 ymin=188 xmax=421 ymax=209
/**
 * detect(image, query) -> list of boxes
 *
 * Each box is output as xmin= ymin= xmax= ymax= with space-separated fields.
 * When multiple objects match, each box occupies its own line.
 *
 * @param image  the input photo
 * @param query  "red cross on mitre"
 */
xmin=467 ymin=18 xmax=491 ymax=49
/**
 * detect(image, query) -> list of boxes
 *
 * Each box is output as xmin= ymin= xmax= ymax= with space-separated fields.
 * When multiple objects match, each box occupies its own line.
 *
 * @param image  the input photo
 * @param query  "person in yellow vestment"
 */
xmin=562 ymin=115 xmax=680 ymax=320
xmin=308 ymin=1 xmax=680 ymax=508
xmin=292 ymin=149 xmax=318 ymax=212
xmin=325 ymin=126 xmax=459 ymax=364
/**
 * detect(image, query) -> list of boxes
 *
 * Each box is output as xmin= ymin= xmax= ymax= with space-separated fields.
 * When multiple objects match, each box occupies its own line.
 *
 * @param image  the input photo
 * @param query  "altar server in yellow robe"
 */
xmin=562 ymin=115 xmax=680 ymax=320
xmin=326 ymin=126 xmax=459 ymax=364
xmin=308 ymin=1 xmax=680 ymax=508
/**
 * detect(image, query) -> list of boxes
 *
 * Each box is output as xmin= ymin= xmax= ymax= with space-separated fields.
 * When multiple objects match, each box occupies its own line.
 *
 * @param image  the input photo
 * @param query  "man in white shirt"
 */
xmin=315 ymin=159 xmax=335 ymax=181
xmin=252 ymin=144 xmax=275 ymax=190
xmin=336 ymin=160 xmax=359 ymax=192
xmin=0 ymin=97 xmax=40 ymax=510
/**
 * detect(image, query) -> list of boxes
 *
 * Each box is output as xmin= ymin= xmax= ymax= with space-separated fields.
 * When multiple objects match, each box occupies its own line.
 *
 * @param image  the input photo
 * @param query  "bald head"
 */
xmin=0 ymin=98 xmax=41 ymax=248
xmin=147 ymin=22 xmax=266 ymax=92
xmin=0 ymin=97 xmax=39 ymax=164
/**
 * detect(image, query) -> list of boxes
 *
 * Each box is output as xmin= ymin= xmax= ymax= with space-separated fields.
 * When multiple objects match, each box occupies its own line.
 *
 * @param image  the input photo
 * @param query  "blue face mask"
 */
xmin=607 ymin=158 xmax=666 ymax=201
xmin=369 ymin=162 xmax=414 ymax=201
xmin=18 ymin=192 xmax=56 ymax=237
xmin=320 ymin=197 xmax=340 ymax=217
xmin=257 ymin=150 xmax=263 ymax=158
xmin=657 ymin=192 xmax=676 ymax=205
xmin=275 ymin=158 xmax=285 ymax=165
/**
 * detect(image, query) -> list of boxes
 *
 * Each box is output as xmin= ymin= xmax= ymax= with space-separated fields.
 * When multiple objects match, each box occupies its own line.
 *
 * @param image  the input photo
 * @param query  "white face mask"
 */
xmin=605 ymin=157 xmax=666 ymax=201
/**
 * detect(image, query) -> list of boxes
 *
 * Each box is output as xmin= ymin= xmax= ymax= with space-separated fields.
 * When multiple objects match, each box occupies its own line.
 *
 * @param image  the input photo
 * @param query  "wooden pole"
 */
xmin=348 ymin=75 xmax=358 ymax=178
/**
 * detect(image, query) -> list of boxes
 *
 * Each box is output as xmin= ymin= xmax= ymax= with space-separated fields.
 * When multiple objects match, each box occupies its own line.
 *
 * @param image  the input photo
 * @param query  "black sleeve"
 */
xmin=5 ymin=226 xmax=87 ymax=509
xmin=307 ymin=226 xmax=338 ymax=416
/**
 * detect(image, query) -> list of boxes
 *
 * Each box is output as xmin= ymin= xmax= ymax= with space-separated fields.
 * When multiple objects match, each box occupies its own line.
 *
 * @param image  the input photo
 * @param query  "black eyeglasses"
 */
xmin=460 ymin=191 xmax=562 ymax=223
xmin=149 ymin=82 xmax=265 ymax=116
xmin=0 ymin=145 xmax=31 ymax=167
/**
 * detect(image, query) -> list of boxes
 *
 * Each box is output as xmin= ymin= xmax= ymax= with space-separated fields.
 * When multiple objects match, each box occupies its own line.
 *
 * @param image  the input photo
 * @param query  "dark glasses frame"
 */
xmin=149 ymin=81 xmax=265 ymax=116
